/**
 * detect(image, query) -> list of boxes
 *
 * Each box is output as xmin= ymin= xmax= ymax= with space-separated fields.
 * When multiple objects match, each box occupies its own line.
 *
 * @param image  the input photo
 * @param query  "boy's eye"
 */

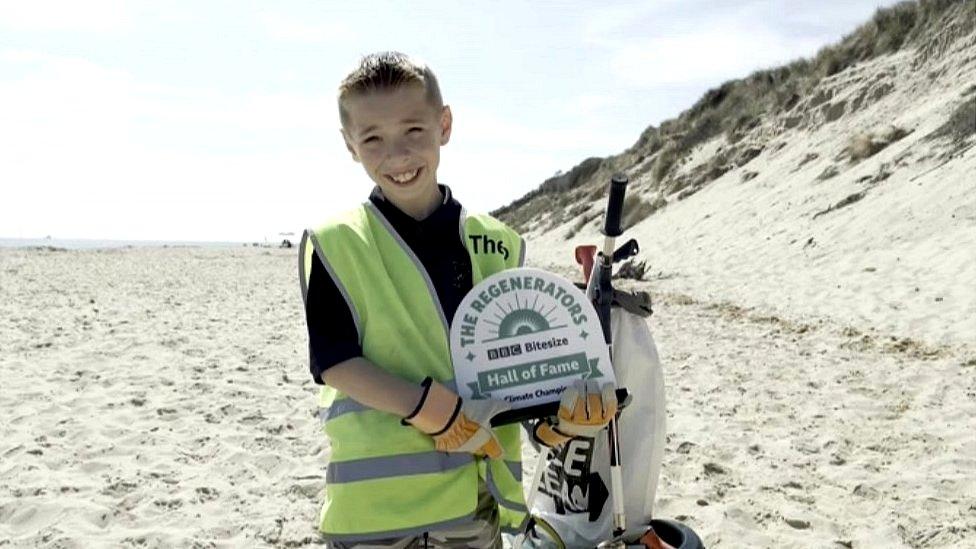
xmin=363 ymin=136 xmax=379 ymax=144
xmin=408 ymin=127 xmax=423 ymax=133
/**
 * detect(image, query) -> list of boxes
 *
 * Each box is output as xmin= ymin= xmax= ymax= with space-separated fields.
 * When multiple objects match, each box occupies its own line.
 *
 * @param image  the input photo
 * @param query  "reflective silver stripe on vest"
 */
xmin=321 ymin=398 xmax=368 ymax=421
xmin=485 ymin=460 xmax=528 ymax=512
xmin=308 ymin=231 xmax=363 ymax=345
xmin=518 ymin=236 xmax=527 ymax=267
xmin=327 ymin=451 xmax=473 ymax=484
xmin=321 ymin=380 xmax=460 ymax=422
xmin=458 ymin=206 xmax=467 ymax=247
xmin=364 ymin=202 xmax=450 ymax=338
xmin=298 ymin=230 xmax=310 ymax=306
xmin=321 ymin=512 xmax=477 ymax=543
xmin=505 ymin=459 xmax=522 ymax=483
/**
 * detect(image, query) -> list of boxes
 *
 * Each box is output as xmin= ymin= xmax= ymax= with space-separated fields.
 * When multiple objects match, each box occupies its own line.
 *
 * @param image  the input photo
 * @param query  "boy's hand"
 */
xmin=402 ymin=377 xmax=510 ymax=459
xmin=534 ymin=380 xmax=618 ymax=447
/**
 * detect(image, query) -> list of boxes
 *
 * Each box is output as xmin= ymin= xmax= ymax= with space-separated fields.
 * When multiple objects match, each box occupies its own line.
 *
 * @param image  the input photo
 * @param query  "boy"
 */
xmin=299 ymin=52 xmax=615 ymax=548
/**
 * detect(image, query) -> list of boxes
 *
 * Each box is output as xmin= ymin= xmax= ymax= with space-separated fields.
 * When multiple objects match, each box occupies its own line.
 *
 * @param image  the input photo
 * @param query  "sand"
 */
xmin=1 ymin=247 xmax=323 ymax=547
xmin=1 ymin=246 xmax=973 ymax=548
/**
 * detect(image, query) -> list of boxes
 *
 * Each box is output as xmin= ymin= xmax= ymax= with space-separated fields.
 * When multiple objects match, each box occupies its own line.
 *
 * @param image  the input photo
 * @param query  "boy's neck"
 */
xmin=383 ymin=184 xmax=444 ymax=221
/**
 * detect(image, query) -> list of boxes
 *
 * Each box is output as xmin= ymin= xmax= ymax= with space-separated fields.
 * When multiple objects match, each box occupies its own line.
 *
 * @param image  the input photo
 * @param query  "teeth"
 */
xmin=390 ymin=169 xmax=419 ymax=183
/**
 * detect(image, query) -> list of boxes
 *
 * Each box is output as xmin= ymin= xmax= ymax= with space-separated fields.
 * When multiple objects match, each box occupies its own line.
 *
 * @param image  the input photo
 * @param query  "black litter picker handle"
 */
xmin=603 ymin=173 xmax=629 ymax=238
xmin=596 ymin=173 xmax=629 ymax=345
xmin=489 ymin=388 xmax=631 ymax=426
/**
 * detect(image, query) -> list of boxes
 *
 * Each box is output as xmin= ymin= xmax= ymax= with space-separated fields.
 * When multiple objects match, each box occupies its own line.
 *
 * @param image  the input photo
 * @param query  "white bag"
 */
xmin=524 ymin=306 xmax=667 ymax=547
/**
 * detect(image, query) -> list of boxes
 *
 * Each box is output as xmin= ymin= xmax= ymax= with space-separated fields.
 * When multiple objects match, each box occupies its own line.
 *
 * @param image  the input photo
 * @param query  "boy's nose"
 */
xmin=387 ymin=140 xmax=412 ymax=162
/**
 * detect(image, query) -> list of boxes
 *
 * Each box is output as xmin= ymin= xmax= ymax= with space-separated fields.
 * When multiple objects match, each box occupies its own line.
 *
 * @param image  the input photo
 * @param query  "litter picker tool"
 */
xmin=593 ymin=173 xmax=630 ymax=538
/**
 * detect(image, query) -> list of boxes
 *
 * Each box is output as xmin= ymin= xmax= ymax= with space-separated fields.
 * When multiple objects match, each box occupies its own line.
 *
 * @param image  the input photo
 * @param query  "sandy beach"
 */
xmin=1 ymin=246 xmax=972 ymax=547
xmin=0 ymin=247 xmax=323 ymax=547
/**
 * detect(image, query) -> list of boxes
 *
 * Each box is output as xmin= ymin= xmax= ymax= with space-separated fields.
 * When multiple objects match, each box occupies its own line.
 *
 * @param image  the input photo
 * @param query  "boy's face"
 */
xmin=341 ymin=83 xmax=452 ymax=216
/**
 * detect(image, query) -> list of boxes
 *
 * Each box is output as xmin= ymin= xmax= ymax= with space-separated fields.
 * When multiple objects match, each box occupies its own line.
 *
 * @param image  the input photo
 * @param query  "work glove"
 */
xmin=532 ymin=380 xmax=618 ymax=448
xmin=402 ymin=377 xmax=511 ymax=459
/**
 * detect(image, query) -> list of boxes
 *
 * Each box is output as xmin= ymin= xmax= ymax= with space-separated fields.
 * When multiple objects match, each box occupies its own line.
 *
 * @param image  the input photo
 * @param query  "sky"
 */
xmin=0 ymin=0 xmax=901 ymax=242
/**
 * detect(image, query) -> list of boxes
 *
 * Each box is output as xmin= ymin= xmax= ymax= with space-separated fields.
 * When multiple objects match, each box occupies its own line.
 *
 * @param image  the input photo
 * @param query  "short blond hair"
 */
xmin=338 ymin=51 xmax=443 ymax=127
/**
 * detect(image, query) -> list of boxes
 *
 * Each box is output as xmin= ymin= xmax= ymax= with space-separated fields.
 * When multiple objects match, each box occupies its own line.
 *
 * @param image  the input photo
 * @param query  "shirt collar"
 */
xmin=369 ymin=184 xmax=459 ymax=233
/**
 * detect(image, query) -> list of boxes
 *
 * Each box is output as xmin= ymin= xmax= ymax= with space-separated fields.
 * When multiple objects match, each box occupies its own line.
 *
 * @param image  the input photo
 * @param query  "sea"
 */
xmin=0 ymin=237 xmax=252 ymax=250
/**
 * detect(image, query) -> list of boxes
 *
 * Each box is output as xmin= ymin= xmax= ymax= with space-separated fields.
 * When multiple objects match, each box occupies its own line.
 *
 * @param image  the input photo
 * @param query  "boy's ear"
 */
xmin=439 ymin=105 xmax=453 ymax=146
xmin=340 ymin=129 xmax=361 ymax=163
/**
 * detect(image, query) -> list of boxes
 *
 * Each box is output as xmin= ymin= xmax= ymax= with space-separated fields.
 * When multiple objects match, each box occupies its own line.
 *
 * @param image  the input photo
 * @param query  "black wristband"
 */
xmin=400 ymin=376 xmax=434 ymax=426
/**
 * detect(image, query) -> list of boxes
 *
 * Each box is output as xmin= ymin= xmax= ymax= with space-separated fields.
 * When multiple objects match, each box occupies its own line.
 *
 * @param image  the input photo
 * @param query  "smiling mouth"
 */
xmin=385 ymin=167 xmax=422 ymax=186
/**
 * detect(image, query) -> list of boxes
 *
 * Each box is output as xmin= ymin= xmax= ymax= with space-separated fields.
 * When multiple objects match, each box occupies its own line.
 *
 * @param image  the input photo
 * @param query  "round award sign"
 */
xmin=450 ymin=267 xmax=614 ymax=409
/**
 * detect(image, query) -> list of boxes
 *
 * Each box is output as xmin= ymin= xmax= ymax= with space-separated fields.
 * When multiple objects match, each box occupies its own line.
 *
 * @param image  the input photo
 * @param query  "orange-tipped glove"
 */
xmin=402 ymin=377 xmax=511 ymax=459
xmin=533 ymin=380 xmax=618 ymax=448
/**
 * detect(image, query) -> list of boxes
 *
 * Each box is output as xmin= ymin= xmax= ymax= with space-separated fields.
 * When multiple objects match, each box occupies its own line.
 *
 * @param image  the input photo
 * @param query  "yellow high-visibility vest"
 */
xmin=299 ymin=201 xmax=527 ymax=542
